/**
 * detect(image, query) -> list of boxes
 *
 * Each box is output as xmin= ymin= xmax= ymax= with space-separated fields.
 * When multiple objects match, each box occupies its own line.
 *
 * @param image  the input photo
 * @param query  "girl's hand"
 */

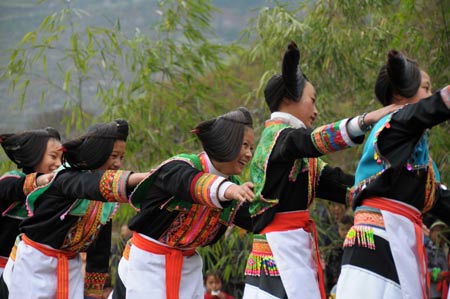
xmin=224 ymin=182 xmax=255 ymax=202
xmin=36 ymin=173 xmax=55 ymax=186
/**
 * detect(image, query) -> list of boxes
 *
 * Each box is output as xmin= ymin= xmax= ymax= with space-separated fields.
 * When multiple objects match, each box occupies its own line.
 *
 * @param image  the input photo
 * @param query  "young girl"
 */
xmin=5 ymin=119 xmax=148 ymax=299
xmin=336 ymin=50 xmax=450 ymax=299
xmin=113 ymin=107 xmax=255 ymax=299
xmin=0 ymin=127 xmax=63 ymax=297
xmin=204 ymin=270 xmax=235 ymax=299
xmin=243 ymin=41 xmax=399 ymax=299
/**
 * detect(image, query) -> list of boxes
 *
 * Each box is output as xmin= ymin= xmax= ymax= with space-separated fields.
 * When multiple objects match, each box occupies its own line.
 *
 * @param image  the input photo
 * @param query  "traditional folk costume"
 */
xmin=4 ymin=120 xmax=132 ymax=299
xmin=0 ymin=171 xmax=36 ymax=276
xmin=110 ymin=107 xmax=254 ymax=299
xmin=119 ymin=152 xmax=252 ymax=299
xmin=336 ymin=87 xmax=450 ymax=299
xmin=242 ymin=113 xmax=361 ymax=299
xmin=4 ymin=168 xmax=130 ymax=299
xmin=242 ymin=41 xmax=371 ymax=299
xmin=0 ymin=127 xmax=62 ymax=298
xmin=0 ymin=171 xmax=40 ymax=299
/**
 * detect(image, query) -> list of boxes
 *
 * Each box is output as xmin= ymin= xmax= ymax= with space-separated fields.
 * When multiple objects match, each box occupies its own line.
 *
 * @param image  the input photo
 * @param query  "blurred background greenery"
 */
xmin=1 ymin=0 xmax=449 ymax=297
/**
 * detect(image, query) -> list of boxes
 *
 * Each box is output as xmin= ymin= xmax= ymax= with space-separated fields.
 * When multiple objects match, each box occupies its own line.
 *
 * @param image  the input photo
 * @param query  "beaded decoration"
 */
xmin=343 ymin=225 xmax=376 ymax=250
xmin=245 ymin=234 xmax=279 ymax=277
xmin=84 ymin=272 xmax=108 ymax=299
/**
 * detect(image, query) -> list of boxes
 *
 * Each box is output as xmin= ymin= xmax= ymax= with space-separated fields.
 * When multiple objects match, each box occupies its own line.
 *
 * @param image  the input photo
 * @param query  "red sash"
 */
xmin=261 ymin=211 xmax=326 ymax=299
xmin=22 ymin=234 xmax=77 ymax=299
xmin=363 ymin=198 xmax=430 ymax=299
xmin=0 ymin=257 xmax=7 ymax=268
xmin=437 ymin=271 xmax=450 ymax=299
xmin=132 ymin=232 xmax=196 ymax=299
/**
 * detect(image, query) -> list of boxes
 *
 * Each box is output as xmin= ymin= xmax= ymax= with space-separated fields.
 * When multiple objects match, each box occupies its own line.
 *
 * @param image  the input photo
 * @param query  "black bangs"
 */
xmin=194 ymin=107 xmax=253 ymax=162
xmin=0 ymin=127 xmax=61 ymax=174
xmin=63 ymin=119 xmax=128 ymax=170
xmin=375 ymin=50 xmax=421 ymax=106
xmin=264 ymin=41 xmax=308 ymax=112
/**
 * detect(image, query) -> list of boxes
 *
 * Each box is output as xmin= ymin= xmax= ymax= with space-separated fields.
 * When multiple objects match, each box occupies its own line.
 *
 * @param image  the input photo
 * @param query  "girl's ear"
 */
xmin=280 ymin=96 xmax=292 ymax=108
xmin=391 ymin=93 xmax=408 ymax=105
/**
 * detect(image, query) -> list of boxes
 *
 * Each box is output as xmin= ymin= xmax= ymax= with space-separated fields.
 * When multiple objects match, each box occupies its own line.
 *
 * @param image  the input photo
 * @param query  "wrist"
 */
xmin=358 ymin=112 xmax=373 ymax=132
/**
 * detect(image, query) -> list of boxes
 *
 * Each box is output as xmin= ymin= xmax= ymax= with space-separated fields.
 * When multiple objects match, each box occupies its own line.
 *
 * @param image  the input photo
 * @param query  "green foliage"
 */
xmin=241 ymin=0 xmax=450 ymax=173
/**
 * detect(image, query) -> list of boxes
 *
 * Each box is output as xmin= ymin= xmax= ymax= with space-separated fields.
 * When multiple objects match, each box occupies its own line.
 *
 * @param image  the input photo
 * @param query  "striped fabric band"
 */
xmin=190 ymin=172 xmax=226 ymax=207
xmin=99 ymin=170 xmax=131 ymax=202
xmin=311 ymin=118 xmax=356 ymax=154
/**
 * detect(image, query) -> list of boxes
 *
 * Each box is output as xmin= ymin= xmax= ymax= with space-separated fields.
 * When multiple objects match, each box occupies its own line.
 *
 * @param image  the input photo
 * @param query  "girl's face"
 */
xmin=213 ymin=127 xmax=254 ymax=176
xmin=34 ymin=139 xmax=63 ymax=173
xmin=408 ymin=71 xmax=432 ymax=104
xmin=282 ymin=82 xmax=318 ymax=128
xmin=99 ymin=140 xmax=126 ymax=171
xmin=205 ymin=275 xmax=222 ymax=292
xmin=430 ymin=225 xmax=445 ymax=246
xmin=330 ymin=203 xmax=346 ymax=223
xmin=395 ymin=71 xmax=432 ymax=105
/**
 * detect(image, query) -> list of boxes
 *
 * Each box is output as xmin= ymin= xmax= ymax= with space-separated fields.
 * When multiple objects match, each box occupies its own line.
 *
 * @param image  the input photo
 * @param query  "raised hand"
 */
xmin=224 ymin=182 xmax=255 ymax=202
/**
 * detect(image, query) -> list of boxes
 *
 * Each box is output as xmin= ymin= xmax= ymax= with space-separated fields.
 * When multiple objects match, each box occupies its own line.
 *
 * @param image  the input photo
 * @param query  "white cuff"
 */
xmin=347 ymin=116 xmax=365 ymax=137
xmin=217 ymin=181 xmax=235 ymax=204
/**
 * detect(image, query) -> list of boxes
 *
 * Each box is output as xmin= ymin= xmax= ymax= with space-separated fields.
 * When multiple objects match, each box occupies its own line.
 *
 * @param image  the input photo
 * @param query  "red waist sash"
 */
xmin=0 ymin=257 xmax=7 ymax=268
xmin=22 ymin=234 xmax=77 ymax=299
xmin=261 ymin=211 xmax=326 ymax=299
xmin=363 ymin=197 xmax=429 ymax=299
xmin=132 ymin=232 xmax=196 ymax=299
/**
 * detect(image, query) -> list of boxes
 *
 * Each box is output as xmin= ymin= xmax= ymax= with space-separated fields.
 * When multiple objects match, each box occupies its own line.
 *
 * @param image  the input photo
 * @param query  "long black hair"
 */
xmin=193 ymin=107 xmax=253 ymax=162
xmin=0 ymin=127 xmax=61 ymax=174
xmin=375 ymin=50 xmax=422 ymax=106
xmin=264 ymin=41 xmax=309 ymax=112
xmin=62 ymin=119 xmax=128 ymax=170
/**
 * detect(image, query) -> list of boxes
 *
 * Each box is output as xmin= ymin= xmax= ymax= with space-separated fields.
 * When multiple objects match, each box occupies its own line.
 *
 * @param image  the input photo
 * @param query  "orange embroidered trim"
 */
xmin=122 ymin=239 xmax=132 ymax=260
xmin=23 ymin=173 xmax=37 ymax=195
xmin=354 ymin=208 xmax=385 ymax=228
xmin=99 ymin=170 xmax=130 ymax=203
xmin=62 ymin=201 xmax=103 ymax=252
xmin=159 ymin=204 xmax=222 ymax=248
xmin=190 ymin=173 xmax=223 ymax=207
xmin=9 ymin=237 xmax=20 ymax=261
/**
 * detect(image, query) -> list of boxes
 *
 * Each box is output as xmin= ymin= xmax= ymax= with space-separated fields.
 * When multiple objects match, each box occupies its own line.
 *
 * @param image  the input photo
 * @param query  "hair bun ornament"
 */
xmin=385 ymin=49 xmax=421 ymax=98
xmin=386 ymin=50 xmax=406 ymax=82
xmin=282 ymin=41 xmax=301 ymax=100
xmin=114 ymin=119 xmax=129 ymax=141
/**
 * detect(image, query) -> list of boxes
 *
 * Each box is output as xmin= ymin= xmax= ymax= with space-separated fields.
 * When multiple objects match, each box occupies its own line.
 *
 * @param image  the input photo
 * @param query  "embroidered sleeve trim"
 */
xmin=84 ymin=272 xmax=107 ymax=298
xmin=311 ymin=119 xmax=356 ymax=154
xmin=190 ymin=172 xmax=227 ymax=208
xmin=99 ymin=170 xmax=131 ymax=203
xmin=23 ymin=173 xmax=37 ymax=195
